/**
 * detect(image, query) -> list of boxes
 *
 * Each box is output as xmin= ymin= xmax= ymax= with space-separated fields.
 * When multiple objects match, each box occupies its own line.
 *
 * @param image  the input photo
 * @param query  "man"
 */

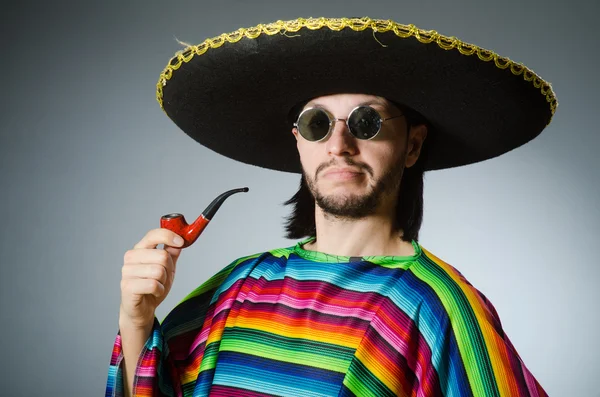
xmin=107 ymin=17 xmax=555 ymax=396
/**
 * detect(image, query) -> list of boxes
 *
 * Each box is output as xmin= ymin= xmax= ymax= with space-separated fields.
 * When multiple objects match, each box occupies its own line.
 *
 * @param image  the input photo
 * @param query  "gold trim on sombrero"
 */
xmin=156 ymin=17 xmax=558 ymax=122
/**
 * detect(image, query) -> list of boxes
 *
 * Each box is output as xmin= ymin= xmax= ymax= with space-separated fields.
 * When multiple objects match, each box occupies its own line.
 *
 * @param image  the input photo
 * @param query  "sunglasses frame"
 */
xmin=293 ymin=105 xmax=405 ymax=142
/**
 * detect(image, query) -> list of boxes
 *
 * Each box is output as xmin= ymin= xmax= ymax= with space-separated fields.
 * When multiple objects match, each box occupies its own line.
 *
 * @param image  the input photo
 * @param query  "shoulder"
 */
xmin=411 ymin=245 xmax=501 ymax=328
xmin=161 ymin=244 xmax=296 ymax=334
xmin=410 ymin=247 xmax=545 ymax=395
xmin=178 ymin=244 xmax=297 ymax=303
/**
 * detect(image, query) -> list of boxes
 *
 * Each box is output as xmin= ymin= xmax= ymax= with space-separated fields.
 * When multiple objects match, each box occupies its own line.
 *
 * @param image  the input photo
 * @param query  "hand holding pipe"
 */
xmin=160 ymin=187 xmax=249 ymax=248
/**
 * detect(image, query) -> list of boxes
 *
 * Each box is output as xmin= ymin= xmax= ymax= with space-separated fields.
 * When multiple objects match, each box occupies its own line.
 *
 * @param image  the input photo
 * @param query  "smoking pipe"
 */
xmin=160 ymin=187 xmax=249 ymax=248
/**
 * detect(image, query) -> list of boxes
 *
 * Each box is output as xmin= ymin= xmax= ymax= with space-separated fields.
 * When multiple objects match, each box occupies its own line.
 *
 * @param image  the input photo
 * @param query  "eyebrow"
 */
xmin=307 ymin=99 xmax=386 ymax=110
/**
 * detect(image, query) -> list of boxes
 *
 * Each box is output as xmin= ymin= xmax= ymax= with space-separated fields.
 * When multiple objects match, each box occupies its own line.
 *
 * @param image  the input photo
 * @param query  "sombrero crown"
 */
xmin=157 ymin=17 xmax=557 ymax=172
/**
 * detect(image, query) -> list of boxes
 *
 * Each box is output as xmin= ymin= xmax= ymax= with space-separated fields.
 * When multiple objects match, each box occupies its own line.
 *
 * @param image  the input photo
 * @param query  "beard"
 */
xmin=303 ymin=155 xmax=406 ymax=219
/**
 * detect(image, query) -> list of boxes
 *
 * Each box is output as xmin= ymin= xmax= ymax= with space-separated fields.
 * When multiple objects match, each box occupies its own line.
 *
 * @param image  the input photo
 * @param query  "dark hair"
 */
xmin=283 ymin=102 xmax=431 ymax=242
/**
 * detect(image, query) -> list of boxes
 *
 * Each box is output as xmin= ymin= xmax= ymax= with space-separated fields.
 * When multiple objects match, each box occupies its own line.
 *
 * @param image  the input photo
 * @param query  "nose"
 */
xmin=325 ymin=118 xmax=358 ymax=156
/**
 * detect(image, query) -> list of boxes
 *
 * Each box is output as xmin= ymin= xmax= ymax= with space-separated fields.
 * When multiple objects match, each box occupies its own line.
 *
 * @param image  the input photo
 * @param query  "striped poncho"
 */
xmin=106 ymin=237 xmax=547 ymax=396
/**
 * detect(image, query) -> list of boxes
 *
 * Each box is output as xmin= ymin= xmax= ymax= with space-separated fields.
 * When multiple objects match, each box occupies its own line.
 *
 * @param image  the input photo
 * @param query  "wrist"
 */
xmin=119 ymin=310 xmax=154 ymax=336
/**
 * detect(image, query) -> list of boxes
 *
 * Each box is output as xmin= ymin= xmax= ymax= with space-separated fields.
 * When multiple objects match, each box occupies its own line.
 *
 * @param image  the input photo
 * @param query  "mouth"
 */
xmin=322 ymin=168 xmax=364 ymax=181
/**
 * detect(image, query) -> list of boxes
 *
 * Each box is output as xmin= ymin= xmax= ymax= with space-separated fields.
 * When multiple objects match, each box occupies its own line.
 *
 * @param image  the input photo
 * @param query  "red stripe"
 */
xmin=237 ymin=276 xmax=385 ymax=312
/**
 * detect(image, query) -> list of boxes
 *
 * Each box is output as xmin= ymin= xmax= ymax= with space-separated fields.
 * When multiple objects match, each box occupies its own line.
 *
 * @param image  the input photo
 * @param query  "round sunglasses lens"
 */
xmin=297 ymin=109 xmax=330 ymax=141
xmin=348 ymin=107 xmax=382 ymax=139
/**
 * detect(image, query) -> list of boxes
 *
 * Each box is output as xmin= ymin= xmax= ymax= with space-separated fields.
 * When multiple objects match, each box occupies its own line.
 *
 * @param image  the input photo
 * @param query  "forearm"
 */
xmin=119 ymin=315 xmax=154 ymax=397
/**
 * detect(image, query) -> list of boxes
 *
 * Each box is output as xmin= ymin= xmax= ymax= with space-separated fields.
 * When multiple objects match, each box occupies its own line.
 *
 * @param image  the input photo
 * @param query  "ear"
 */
xmin=292 ymin=127 xmax=299 ymax=141
xmin=405 ymin=124 xmax=428 ymax=168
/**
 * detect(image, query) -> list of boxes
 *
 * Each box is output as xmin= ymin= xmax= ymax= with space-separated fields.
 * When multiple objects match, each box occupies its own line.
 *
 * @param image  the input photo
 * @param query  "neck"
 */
xmin=304 ymin=204 xmax=415 ymax=258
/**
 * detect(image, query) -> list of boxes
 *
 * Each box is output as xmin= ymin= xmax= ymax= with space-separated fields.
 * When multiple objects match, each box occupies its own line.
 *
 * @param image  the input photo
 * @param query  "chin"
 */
xmin=316 ymin=188 xmax=380 ymax=216
xmin=321 ymin=185 xmax=370 ymax=198
xmin=324 ymin=191 xmax=363 ymax=203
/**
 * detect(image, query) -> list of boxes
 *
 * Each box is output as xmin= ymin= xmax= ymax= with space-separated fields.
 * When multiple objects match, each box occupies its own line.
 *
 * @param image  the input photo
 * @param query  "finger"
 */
xmin=124 ymin=248 xmax=171 ymax=266
xmin=123 ymin=249 xmax=176 ymax=280
xmin=122 ymin=264 xmax=168 ymax=285
xmin=121 ymin=278 xmax=165 ymax=298
xmin=133 ymin=228 xmax=184 ymax=250
xmin=164 ymin=245 xmax=182 ymax=270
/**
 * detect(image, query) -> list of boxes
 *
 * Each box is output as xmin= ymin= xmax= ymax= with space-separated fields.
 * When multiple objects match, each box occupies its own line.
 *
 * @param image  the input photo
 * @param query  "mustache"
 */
xmin=315 ymin=159 xmax=374 ymax=180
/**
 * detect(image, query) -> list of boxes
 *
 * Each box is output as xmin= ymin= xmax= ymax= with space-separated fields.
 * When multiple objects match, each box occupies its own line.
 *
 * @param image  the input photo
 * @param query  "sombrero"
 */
xmin=156 ymin=17 xmax=557 ymax=172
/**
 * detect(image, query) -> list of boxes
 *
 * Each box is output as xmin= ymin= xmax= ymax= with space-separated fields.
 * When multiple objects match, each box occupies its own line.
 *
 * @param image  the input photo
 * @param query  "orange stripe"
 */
xmin=223 ymin=308 xmax=363 ymax=347
xmin=354 ymin=336 xmax=407 ymax=393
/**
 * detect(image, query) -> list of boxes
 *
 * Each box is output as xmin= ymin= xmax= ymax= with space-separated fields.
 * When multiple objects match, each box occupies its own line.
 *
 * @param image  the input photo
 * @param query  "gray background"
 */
xmin=1 ymin=0 xmax=598 ymax=396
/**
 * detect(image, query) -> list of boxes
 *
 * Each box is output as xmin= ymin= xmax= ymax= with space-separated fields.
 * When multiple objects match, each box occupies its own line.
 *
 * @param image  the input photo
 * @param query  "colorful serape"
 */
xmin=106 ymin=237 xmax=547 ymax=396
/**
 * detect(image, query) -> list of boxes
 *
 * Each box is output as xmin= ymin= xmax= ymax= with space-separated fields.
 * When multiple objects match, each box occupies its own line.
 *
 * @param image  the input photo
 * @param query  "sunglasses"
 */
xmin=293 ymin=105 xmax=405 ymax=142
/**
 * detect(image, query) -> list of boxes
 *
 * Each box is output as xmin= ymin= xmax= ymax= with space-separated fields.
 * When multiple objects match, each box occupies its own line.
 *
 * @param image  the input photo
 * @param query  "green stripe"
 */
xmin=267 ymin=246 xmax=294 ymax=258
xmin=411 ymin=254 xmax=500 ymax=397
xmin=344 ymin=359 xmax=394 ymax=397
xmin=198 ymin=340 xmax=220 ymax=373
xmin=220 ymin=327 xmax=353 ymax=373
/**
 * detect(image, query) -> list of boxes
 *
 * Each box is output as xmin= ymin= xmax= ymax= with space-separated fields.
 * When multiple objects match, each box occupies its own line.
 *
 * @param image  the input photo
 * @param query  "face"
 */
xmin=292 ymin=93 xmax=427 ymax=218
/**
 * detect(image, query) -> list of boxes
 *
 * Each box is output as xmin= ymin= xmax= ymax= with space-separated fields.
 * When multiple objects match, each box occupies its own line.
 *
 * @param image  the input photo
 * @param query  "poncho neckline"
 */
xmin=292 ymin=236 xmax=422 ymax=267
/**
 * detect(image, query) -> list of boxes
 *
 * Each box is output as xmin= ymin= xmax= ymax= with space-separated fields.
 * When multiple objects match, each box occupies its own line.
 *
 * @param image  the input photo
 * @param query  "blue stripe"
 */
xmin=213 ymin=351 xmax=344 ymax=396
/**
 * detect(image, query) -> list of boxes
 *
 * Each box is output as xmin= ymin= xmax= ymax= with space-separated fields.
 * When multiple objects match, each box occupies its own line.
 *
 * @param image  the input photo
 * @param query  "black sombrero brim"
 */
xmin=157 ymin=17 xmax=557 ymax=173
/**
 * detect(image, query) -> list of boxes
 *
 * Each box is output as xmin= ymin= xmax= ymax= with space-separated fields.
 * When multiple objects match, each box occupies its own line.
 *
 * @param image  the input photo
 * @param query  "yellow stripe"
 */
xmin=354 ymin=346 xmax=399 ymax=393
xmin=226 ymin=317 xmax=361 ymax=348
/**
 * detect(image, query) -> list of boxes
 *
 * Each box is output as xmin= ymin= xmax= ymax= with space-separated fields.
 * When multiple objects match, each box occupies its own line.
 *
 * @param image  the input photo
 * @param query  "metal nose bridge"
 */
xmin=330 ymin=118 xmax=350 ymax=127
xmin=329 ymin=118 xmax=352 ymax=137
